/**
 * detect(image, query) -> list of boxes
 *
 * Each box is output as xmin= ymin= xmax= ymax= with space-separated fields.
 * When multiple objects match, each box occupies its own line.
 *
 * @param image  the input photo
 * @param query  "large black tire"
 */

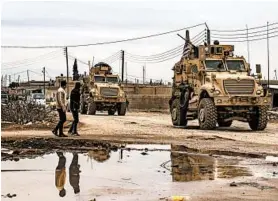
xmin=171 ymin=99 xmax=187 ymax=126
xmin=87 ymin=101 xmax=97 ymax=115
xmin=198 ymin=98 xmax=217 ymax=130
xmin=108 ymin=109 xmax=115 ymax=115
xmin=80 ymin=101 xmax=87 ymax=114
xmin=218 ymin=120 xmax=233 ymax=127
xmin=118 ymin=102 xmax=127 ymax=116
xmin=248 ymin=106 xmax=268 ymax=131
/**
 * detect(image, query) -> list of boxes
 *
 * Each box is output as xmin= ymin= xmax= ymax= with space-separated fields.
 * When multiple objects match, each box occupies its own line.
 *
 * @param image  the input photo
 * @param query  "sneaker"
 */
xmin=72 ymin=133 xmax=80 ymax=136
xmin=52 ymin=130 xmax=58 ymax=136
xmin=59 ymin=133 xmax=68 ymax=137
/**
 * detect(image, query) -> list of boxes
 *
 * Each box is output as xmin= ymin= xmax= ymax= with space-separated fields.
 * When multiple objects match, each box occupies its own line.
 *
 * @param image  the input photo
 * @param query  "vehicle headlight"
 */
xmin=256 ymin=90 xmax=262 ymax=95
xmin=214 ymin=90 xmax=221 ymax=95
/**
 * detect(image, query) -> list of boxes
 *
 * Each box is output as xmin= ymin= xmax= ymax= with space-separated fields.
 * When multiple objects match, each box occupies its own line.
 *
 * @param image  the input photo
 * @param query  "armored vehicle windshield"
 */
xmin=106 ymin=77 xmax=119 ymax=83
xmin=204 ymin=60 xmax=225 ymax=71
xmin=94 ymin=76 xmax=105 ymax=83
xmin=226 ymin=60 xmax=246 ymax=71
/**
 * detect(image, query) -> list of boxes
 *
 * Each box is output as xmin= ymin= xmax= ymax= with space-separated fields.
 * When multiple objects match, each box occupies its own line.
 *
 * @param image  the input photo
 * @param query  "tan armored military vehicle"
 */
xmin=169 ymin=30 xmax=271 ymax=130
xmin=80 ymin=62 xmax=127 ymax=115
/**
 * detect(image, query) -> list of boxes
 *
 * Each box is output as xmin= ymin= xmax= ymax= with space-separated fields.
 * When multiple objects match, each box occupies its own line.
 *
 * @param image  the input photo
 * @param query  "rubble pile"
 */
xmin=268 ymin=109 xmax=278 ymax=121
xmin=1 ymin=100 xmax=57 ymax=125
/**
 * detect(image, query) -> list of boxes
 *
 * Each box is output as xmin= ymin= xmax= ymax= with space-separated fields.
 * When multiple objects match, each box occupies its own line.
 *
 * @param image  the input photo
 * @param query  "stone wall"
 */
xmin=127 ymin=94 xmax=170 ymax=111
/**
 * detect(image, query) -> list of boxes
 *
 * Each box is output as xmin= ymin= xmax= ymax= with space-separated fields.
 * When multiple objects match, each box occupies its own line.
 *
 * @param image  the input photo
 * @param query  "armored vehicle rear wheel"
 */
xmin=248 ymin=106 xmax=268 ymax=131
xmin=218 ymin=120 xmax=233 ymax=127
xmin=118 ymin=102 xmax=126 ymax=116
xmin=171 ymin=99 xmax=187 ymax=126
xmin=198 ymin=98 xmax=217 ymax=130
xmin=108 ymin=109 xmax=115 ymax=115
xmin=87 ymin=102 xmax=96 ymax=115
xmin=80 ymin=101 xmax=87 ymax=114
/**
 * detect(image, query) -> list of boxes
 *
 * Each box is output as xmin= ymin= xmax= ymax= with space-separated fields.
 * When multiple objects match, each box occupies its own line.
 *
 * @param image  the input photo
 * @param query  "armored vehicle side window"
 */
xmin=226 ymin=60 xmax=245 ymax=71
xmin=94 ymin=76 xmax=105 ymax=82
xmin=205 ymin=60 xmax=225 ymax=71
xmin=106 ymin=77 xmax=119 ymax=83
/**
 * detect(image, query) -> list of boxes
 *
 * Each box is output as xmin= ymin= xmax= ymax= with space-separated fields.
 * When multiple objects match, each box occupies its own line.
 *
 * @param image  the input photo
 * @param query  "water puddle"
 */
xmin=1 ymin=144 xmax=277 ymax=201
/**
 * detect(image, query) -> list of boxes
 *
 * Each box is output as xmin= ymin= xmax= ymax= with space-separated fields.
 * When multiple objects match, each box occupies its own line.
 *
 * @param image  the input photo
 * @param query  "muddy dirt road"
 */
xmin=2 ymin=112 xmax=278 ymax=157
xmin=2 ymin=112 xmax=278 ymax=201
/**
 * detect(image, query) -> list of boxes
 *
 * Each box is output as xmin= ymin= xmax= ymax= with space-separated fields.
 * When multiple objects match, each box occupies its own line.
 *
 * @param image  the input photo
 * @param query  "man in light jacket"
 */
xmin=52 ymin=80 xmax=67 ymax=137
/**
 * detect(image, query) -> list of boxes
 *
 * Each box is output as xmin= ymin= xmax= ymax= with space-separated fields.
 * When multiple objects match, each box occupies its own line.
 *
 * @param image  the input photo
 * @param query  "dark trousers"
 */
xmin=69 ymin=109 xmax=79 ymax=134
xmin=55 ymin=109 xmax=66 ymax=134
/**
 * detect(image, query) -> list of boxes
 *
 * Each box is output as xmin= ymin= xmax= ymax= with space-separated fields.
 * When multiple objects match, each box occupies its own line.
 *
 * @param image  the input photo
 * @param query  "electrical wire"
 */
xmin=102 ymin=51 xmax=121 ymax=62
xmin=1 ymin=23 xmax=205 ymax=48
xmin=211 ymin=22 xmax=278 ymax=32
xmin=68 ymin=55 xmax=88 ymax=65
xmin=211 ymin=30 xmax=278 ymax=39
xmin=2 ymin=50 xmax=62 ymax=69
xmin=125 ymin=30 xmax=206 ymax=63
xmin=212 ymin=33 xmax=278 ymax=42
xmin=2 ymin=53 xmax=61 ymax=70
xmin=211 ymin=26 xmax=278 ymax=36
xmin=191 ymin=29 xmax=206 ymax=41
xmin=126 ymin=48 xmax=182 ymax=62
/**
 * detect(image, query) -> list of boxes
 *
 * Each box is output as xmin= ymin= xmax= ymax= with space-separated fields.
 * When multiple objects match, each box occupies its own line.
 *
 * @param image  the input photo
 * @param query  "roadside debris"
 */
xmin=1 ymin=100 xmax=57 ymax=125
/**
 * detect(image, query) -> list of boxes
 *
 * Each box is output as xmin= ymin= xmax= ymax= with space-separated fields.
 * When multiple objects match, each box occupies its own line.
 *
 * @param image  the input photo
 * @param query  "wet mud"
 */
xmin=2 ymin=143 xmax=278 ymax=201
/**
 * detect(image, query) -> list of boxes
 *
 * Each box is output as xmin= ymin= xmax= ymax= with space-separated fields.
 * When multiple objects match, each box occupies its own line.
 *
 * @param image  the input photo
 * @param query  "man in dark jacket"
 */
xmin=69 ymin=153 xmax=81 ymax=195
xmin=68 ymin=82 xmax=81 ymax=136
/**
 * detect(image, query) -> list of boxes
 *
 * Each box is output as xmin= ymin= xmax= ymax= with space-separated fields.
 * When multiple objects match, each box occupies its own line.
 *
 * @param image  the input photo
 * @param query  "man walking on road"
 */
xmin=52 ymin=80 xmax=68 ymax=137
xmin=68 ymin=82 xmax=81 ymax=136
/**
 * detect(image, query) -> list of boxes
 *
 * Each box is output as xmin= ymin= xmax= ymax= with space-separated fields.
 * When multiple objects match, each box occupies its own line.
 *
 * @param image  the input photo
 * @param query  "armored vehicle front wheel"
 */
xmin=118 ymin=102 xmax=127 ymax=116
xmin=248 ymin=106 xmax=268 ymax=131
xmin=87 ymin=102 xmax=96 ymax=115
xmin=108 ymin=109 xmax=116 ymax=115
xmin=198 ymin=98 xmax=217 ymax=130
xmin=171 ymin=99 xmax=187 ymax=126
xmin=218 ymin=120 xmax=233 ymax=127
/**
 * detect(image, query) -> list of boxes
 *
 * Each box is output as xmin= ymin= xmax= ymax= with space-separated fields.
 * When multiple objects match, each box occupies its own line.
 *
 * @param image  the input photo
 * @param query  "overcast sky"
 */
xmin=1 ymin=0 xmax=278 ymax=83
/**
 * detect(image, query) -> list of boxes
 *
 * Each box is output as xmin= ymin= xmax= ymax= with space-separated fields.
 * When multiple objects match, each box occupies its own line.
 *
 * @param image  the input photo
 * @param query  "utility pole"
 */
xmin=267 ymin=22 xmax=270 ymax=89
xmin=42 ymin=67 xmax=46 ymax=95
xmin=205 ymin=23 xmax=211 ymax=45
xmin=88 ymin=60 xmax=91 ymax=75
xmin=92 ymin=56 xmax=95 ymax=67
xmin=143 ymin=65 xmax=145 ymax=84
xmin=27 ymin=70 xmax=30 ymax=86
xmin=64 ymin=47 xmax=69 ymax=97
xmin=125 ymin=62 xmax=127 ymax=84
xmin=121 ymin=50 xmax=125 ymax=82
xmin=246 ymin=24 xmax=250 ymax=64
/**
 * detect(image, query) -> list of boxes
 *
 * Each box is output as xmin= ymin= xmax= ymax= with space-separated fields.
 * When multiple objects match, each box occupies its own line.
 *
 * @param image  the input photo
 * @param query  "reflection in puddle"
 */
xmin=170 ymin=145 xmax=251 ymax=182
xmin=2 ymin=144 xmax=272 ymax=201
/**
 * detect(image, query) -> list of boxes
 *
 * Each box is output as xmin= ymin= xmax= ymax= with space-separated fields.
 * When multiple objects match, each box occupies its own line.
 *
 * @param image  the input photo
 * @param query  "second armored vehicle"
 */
xmin=80 ymin=62 xmax=127 ymax=116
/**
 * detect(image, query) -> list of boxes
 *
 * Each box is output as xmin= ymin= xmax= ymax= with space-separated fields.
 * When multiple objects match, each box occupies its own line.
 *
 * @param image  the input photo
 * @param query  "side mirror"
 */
xmin=256 ymin=64 xmax=261 ymax=74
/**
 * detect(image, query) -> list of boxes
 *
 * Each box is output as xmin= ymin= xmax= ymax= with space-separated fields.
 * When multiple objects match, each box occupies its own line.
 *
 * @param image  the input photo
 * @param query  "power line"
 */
xmin=102 ymin=51 xmax=121 ymax=62
xmin=1 ymin=23 xmax=205 ymax=48
xmin=68 ymin=55 xmax=88 ymax=65
xmin=212 ymin=26 xmax=278 ymax=36
xmin=2 ymin=52 xmax=61 ymax=70
xmin=2 ymin=49 xmax=61 ymax=66
xmin=212 ymin=33 xmax=278 ymax=42
xmin=211 ymin=30 xmax=278 ymax=39
xmin=211 ymin=22 xmax=278 ymax=32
